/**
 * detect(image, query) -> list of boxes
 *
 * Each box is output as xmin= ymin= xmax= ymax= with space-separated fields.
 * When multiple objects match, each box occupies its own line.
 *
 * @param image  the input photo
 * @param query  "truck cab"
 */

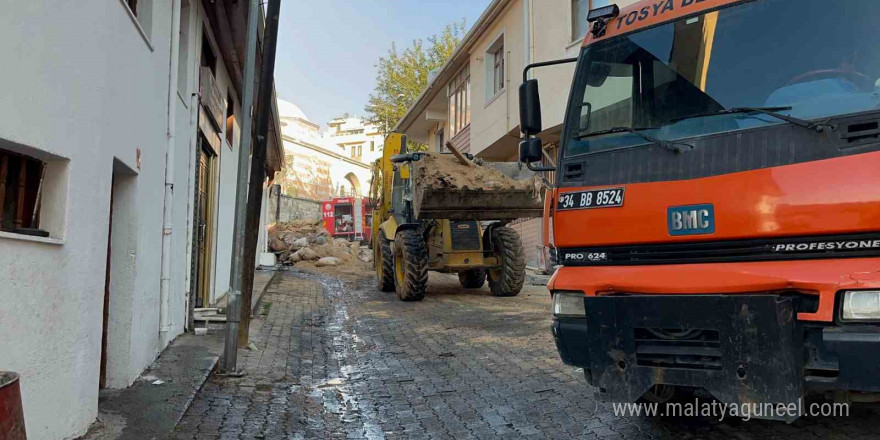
xmin=521 ymin=0 xmax=880 ymax=416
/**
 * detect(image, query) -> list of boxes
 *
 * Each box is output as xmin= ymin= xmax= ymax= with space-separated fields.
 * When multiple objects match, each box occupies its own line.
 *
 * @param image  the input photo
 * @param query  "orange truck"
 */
xmin=518 ymin=0 xmax=880 ymax=417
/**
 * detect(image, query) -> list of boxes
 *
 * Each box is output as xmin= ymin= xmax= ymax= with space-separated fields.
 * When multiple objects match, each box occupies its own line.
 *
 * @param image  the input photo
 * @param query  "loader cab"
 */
xmin=390 ymin=163 xmax=409 ymax=224
xmin=389 ymin=137 xmax=418 ymax=225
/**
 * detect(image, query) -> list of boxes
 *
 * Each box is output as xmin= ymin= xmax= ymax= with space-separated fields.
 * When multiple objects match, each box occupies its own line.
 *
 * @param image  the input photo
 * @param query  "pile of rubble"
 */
xmin=267 ymin=219 xmax=372 ymax=275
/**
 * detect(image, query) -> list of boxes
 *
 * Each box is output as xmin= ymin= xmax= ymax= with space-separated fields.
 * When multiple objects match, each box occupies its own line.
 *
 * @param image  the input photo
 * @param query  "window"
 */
xmin=447 ymin=65 xmax=470 ymax=138
xmin=370 ymin=141 xmax=375 ymax=152
xmin=435 ymin=128 xmax=444 ymax=152
xmin=201 ymin=34 xmax=217 ymax=76
xmin=225 ymin=89 xmax=235 ymax=147
xmin=573 ymin=1 xmax=612 ymax=43
xmin=486 ymin=36 xmax=505 ymax=100
xmin=0 ymin=149 xmax=45 ymax=234
xmin=572 ymin=0 xmax=590 ymax=42
xmin=177 ymin=0 xmax=191 ymax=96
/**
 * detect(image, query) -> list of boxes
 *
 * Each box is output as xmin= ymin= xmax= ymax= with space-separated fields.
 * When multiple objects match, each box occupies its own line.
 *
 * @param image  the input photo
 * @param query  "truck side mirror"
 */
xmin=519 ymin=79 xmax=542 ymax=136
xmin=519 ymin=138 xmax=542 ymax=164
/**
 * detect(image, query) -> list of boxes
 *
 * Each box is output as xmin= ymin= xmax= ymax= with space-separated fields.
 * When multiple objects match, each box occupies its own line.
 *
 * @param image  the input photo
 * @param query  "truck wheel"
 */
xmin=487 ymin=227 xmax=525 ymax=297
xmin=393 ymin=229 xmax=428 ymax=301
xmin=458 ymin=269 xmax=486 ymax=289
xmin=375 ymin=231 xmax=395 ymax=292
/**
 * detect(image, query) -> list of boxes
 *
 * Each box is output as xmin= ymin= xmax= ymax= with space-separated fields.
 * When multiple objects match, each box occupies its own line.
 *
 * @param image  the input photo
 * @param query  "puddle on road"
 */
xmin=290 ymin=275 xmax=388 ymax=440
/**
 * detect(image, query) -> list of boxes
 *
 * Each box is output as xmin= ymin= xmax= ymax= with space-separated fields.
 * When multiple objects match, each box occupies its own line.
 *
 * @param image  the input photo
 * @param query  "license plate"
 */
xmin=557 ymin=188 xmax=625 ymax=210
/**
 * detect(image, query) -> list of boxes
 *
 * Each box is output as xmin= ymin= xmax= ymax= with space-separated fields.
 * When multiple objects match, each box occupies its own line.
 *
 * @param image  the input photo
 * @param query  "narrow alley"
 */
xmin=168 ymin=271 xmax=880 ymax=440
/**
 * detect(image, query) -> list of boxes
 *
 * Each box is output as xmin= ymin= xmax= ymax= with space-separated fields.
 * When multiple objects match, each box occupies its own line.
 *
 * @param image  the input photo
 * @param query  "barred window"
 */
xmin=0 ymin=149 xmax=46 ymax=234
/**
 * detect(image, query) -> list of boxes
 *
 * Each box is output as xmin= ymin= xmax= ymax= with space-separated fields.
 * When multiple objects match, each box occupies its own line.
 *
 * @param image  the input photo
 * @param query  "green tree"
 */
xmin=366 ymin=21 xmax=466 ymax=141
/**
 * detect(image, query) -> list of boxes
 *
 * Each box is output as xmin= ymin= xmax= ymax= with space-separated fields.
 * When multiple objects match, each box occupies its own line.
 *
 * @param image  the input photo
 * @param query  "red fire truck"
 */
xmin=322 ymin=197 xmax=373 ymax=243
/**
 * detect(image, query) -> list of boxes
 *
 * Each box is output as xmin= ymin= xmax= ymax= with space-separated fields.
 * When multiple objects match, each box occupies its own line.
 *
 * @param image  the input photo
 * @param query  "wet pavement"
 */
xmin=169 ymin=269 xmax=880 ymax=439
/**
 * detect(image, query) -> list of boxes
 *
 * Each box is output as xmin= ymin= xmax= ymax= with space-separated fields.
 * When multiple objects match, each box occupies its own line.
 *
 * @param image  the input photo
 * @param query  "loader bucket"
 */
xmin=412 ymin=161 xmax=544 ymax=221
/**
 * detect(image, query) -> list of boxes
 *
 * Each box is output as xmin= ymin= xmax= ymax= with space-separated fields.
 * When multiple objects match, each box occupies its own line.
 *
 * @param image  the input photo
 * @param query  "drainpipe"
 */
xmin=160 ymin=0 xmax=183 ymax=347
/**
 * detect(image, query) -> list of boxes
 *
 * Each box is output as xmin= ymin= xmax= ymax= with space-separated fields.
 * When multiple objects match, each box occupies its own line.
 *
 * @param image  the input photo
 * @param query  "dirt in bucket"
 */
xmin=411 ymin=152 xmax=535 ymax=191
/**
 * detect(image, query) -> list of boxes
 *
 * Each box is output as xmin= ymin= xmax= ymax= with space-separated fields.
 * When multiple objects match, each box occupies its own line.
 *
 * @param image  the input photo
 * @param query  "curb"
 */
xmin=251 ymin=269 xmax=280 ymax=315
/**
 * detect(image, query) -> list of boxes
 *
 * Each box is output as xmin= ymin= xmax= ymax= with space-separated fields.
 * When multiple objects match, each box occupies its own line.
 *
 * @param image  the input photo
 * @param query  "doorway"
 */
xmin=100 ymin=176 xmax=114 ymax=389
xmin=101 ymin=159 xmax=137 ymax=389
xmin=192 ymin=135 xmax=216 ymax=310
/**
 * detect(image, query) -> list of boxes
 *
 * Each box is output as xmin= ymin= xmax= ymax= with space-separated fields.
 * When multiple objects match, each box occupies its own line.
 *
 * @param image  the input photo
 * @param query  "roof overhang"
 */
xmin=201 ymin=0 xmax=284 ymax=179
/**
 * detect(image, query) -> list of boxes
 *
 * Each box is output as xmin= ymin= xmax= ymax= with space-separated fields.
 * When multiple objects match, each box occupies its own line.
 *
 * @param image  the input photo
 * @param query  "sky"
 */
xmin=274 ymin=0 xmax=491 ymax=127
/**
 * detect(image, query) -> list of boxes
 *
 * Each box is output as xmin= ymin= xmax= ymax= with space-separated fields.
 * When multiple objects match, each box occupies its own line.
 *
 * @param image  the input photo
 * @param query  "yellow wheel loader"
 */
xmin=370 ymin=134 xmax=542 ymax=301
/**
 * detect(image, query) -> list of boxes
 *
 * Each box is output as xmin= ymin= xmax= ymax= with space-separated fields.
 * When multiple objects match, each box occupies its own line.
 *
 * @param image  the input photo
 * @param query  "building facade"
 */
xmin=326 ymin=115 xmax=385 ymax=166
xmin=395 ymin=0 xmax=638 ymax=268
xmin=0 ymin=1 xmax=283 ymax=439
xmin=276 ymin=101 xmax=374 ymax=202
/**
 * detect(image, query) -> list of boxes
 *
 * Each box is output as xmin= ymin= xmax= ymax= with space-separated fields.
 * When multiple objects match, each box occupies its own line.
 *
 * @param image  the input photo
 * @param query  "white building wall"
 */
xmin=0 ymin=0 xmax=274 ymax=438
xmin=469 ymin=0 xmax=525 ymax=157
xmin=326 ymin=117 xmax=384 ymax=165
xmin=281 ymin=137 xmax=372 ymax=200
xmin=0 ymin=1 xmax=177 ymax=439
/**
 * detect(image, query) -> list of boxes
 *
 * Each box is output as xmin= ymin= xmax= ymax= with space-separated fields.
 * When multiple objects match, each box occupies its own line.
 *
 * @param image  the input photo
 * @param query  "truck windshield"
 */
xmin=564 ymin=0 xmax=880 ymax=157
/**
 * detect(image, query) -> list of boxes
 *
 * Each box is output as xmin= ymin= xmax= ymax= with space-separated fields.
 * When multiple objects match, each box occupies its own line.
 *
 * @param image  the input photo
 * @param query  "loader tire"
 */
xmin=375 ymin=231 xmax=395 ymax=292
xmin=487 ymin=227 xmax=525 ymax=297
xmin=393 ymin=229 xmax=428 ymax=301
xmin=458 ymin=268 xmax=486 ymax=289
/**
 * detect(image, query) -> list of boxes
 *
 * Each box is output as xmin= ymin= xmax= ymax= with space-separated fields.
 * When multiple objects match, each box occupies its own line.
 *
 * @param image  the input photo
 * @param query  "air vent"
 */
xmin=635 ymin=328 xmax=722 ymax=371
xmin=563 ymin=161 xmax=585 ymax=181
xmin=840 ymin=121 xmax=880 ymax=146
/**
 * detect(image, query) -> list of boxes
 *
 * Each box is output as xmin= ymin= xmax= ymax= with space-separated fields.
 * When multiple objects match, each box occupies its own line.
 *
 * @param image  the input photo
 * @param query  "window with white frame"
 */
xmin=573 ymin=0 xmax=611 ymax=42
xmin=447 ymin=65 xmax=470 ymax=138
xmin=0 ymin=139 xmax=69 ymax=240
xmin=486 ymin=35 xmax=505 ymax=100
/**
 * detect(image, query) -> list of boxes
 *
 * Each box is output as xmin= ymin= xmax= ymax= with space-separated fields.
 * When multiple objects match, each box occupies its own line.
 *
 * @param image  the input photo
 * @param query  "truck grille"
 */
xmin=558 ymin=232 xmax=880 ymax=266
xmin=635 ymin=328 xmax=722 ymax=371
xmin=450 ymin=221 xmax=480 ymax=250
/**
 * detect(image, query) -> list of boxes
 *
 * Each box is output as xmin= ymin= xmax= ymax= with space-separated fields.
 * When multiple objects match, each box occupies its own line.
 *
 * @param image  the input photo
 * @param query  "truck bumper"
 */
xmin=552 ymin=294 xmax=880 ymax=410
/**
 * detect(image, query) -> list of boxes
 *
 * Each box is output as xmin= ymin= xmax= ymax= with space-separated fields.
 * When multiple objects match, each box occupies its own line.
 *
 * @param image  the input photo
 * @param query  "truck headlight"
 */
xmin=842 ymin=290 xmax=880 ymax=321
xmin=552 ymin=292 xmax=586 ymax=318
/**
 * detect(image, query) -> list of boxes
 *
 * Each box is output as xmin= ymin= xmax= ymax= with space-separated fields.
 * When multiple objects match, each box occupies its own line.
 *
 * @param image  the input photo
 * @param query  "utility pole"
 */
xmin=239 ymin=0 xmax=282 ymax=347
xmin=222 ymin=0 xmax=260 ymax=372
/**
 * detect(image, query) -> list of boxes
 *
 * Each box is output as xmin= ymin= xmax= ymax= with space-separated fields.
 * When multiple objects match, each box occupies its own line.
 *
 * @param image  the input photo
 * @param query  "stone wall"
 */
xmin=267 ymin=191 xmax=322 ymax=223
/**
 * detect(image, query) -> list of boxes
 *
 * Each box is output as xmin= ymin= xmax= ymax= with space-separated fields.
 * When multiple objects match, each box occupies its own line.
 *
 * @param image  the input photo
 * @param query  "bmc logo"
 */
xmin=668 ymin=204 xmax=715 ymax=236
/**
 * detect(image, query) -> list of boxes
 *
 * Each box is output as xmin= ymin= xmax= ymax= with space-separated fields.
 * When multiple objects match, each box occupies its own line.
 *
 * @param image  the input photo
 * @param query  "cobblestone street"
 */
xmin=170 ymin=270 xmax=880 ymax=439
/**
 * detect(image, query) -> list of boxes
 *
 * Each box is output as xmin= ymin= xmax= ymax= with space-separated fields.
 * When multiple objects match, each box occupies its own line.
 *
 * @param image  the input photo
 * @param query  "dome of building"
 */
xmin=277 ymin=99 xmax=309 ymax=122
